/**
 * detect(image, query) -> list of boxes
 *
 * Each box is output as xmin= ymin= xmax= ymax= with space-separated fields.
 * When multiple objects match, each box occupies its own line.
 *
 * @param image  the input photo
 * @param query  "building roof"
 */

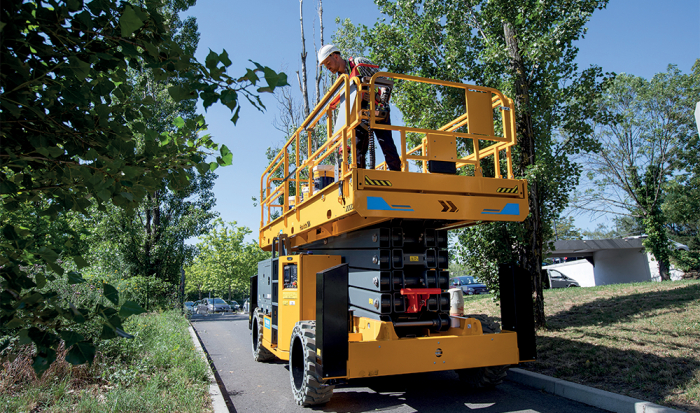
xmin=549 ymin=236 xmax=689 ymax=258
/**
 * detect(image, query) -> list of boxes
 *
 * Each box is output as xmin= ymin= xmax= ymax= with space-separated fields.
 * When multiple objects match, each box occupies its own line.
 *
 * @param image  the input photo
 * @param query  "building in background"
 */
xmin=544 ymin=237 xmax=688 ymax=287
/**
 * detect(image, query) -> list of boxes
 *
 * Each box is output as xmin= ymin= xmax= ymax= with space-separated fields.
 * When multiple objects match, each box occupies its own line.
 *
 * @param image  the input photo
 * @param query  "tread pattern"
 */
xmin=455 ymin=314 xmax=509 ymax=388
xmin=251 ymin=308 xmax=274 ymax=362
xmin=289 ymin=321 xmax=334 ymax=406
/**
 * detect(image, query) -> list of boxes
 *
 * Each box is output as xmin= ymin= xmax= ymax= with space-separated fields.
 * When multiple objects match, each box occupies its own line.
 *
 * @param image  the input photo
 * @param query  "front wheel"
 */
xmin=289 ymin=321 xmax=334 ymax=406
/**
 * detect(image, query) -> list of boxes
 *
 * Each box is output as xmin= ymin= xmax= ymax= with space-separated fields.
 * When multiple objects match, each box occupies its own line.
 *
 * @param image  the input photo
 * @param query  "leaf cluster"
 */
xmin=0 ymin=0 xmax=286 ymax=375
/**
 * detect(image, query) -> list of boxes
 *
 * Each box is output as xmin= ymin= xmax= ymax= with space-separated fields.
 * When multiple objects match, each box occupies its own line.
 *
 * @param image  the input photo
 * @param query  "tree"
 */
xmin=0 ymin=0 xmax=286 ymax=374
xmin=552 ymin=216 xmax=583 ymax=241
xmin=348 ymin=0 xmax=611 ymax=327
xmin=573 ymin=62 xmax=700 ymax=279
xmin=98 ymin=170 xmax=218 ymax=284
xmin=186 ymin=220 xmax=269 ymax=299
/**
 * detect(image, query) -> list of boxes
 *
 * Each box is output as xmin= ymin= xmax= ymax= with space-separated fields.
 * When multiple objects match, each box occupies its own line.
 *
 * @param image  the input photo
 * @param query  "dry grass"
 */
xmin=0 ymin=311 xmax=212 ymax=413
xmin=463 ymin=279 xmax=700 ymax=412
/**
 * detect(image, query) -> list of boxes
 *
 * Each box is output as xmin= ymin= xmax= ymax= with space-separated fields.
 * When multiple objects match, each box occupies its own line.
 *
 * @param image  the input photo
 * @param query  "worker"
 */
xmin=317 ymin=44 xmax=401 ymax=171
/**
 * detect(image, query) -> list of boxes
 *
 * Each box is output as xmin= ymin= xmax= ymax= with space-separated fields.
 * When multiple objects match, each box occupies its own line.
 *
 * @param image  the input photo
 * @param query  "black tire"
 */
xmin=251 ymin=308 xmax=274 ymax=362
xmin=455 ymin=314 xmax=509 ymax=388
xmin=289 ymin=321 xmax=334 ymax=406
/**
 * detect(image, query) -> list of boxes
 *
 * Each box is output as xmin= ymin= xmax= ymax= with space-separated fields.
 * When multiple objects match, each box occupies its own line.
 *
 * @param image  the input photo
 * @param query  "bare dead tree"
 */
xmin=273 ymin=83 xmax=304 ymax=137
xmin=314 ymin=0 xmax=324 ymax=106
xmin=298 ymin=0 xmax=310 ymax=119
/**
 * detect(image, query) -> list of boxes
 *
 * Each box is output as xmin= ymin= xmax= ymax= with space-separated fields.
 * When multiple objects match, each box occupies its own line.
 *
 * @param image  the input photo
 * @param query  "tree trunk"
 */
xmin=314 ymin=0 xmax=324 ymax=106
xmin=299 ymin=0 xmax=310 ymax=119
xmin=503 ymin=22 xmax=546 ymax=329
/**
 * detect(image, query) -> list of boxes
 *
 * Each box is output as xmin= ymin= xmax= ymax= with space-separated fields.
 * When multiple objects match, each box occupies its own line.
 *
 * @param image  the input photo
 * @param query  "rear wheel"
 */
xmin=289 ymin=321 xmax=334 ymax=406
xmin=455 ymin=314 xmax=509 ymax=388
xmin=251 ymin=308 xmax=274 ymax=362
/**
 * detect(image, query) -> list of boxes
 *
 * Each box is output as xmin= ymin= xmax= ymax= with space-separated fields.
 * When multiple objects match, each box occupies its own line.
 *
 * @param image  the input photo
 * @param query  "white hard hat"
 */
xmin=318 ymin=44 xmax=339 ymax=65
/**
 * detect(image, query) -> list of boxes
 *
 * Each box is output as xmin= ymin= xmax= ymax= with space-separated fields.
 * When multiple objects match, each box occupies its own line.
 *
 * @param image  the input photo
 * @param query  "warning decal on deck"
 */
xmin=364 ymin=176 xmax=392 ymax=186
xmin=497 ymin=185 xmax=519 ymax=194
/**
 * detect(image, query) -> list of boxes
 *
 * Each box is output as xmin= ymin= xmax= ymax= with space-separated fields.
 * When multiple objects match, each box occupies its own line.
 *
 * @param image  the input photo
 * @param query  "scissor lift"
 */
xmin=250 ymin=71 xmax=536 ymax=406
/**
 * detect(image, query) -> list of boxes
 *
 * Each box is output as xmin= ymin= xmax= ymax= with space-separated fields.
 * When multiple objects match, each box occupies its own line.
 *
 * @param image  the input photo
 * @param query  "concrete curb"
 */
xmin=506 ymin=368 xmax=685 ymax=413
xmin=187 ymin=323 xmax=229 ymax=413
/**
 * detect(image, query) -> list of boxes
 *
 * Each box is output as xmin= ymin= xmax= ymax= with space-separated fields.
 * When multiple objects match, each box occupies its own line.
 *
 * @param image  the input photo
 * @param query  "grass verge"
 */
xmin=463 ymin=279 xmax=700 ymax=412
xmin=0 ymin=310 xmax=212 ymax=413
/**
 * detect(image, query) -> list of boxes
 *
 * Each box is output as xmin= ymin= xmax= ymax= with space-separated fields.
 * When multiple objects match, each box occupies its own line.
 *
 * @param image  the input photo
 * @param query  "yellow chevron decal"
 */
xmin=364 ymin=176 xmax=392 ymax=187
xmin=497 ymin=185 xmax=519 ymax=194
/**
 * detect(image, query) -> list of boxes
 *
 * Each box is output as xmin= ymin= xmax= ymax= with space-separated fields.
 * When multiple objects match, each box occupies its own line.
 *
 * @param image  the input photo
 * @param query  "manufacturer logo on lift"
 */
xmin=300 ymin=221 xmax=311 ymax=230
xmin=264 ymin=318 xmax=270 ymax=329
xmin=497 ymin=185 xmax=519 ymax=194
xmin=364 ymin=176 xmax=392 ymax=187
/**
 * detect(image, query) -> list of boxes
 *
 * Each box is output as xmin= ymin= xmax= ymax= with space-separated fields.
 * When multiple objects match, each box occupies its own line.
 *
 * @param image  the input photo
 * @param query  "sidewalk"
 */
xmin=187 ymin=323 xmax=229 ymax=413
xmin=507 ymin=368 xmax=685 ymax=413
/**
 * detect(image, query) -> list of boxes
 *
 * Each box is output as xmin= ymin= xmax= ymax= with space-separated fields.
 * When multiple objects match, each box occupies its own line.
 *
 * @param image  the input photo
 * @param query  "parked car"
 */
xmin=450 ymin=275 xmax=489 ymax=295
xmin=204 ymin=298 xmax=232 ymax=313
xmin=184 ymin=301 xmax=196 ymax=313
xmin=227 ymin=300 xmax=240 ymax=311
xmin=543 ymin=269 xmax=580 ymax=288
xmin=195 ymin=299 xmax=208 ymax=314
xmin=243 ymin=299 xmax=249 ymax=313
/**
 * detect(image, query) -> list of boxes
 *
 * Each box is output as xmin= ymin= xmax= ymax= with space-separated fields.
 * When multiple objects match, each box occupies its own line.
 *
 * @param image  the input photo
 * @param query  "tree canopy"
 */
xmin=186 ymin=219 xmax=269 ymax=300
xmin=573 ymin=62 xmax=700 ymax=278
xmin=0 ymin=0 xmax=286 ymax=374
xmin=344 ymin=0 xmax=612 ymax=326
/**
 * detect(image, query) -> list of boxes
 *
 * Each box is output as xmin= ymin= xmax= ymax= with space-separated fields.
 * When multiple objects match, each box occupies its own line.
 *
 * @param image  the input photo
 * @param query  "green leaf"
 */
xmin=97 ymin=189 xmax=111 ymax=201
xmin=65 ymin=342 xmax=96 ymax=365
xmin=120 ymin=4 xmax=144 ymax=37
xmin=100 ymin=324 xmax=117 ymax=339
xmin=59 ymin=331 xmax=84 ymax=348
xmin=35 ymin=272 xmax=46 ymax=288
xmin=103 ymin=283 xmax=119 ymax=306
xmin=119 ymin=300 xmax=146 ymax=318
xmin=4 ymin=318 xmax=23 ymax=329
xmin=219 ymin=145 xmax=233 ymax=166
xmin=230 ymin=106 xmax=241 ymax=125
xmin=27 ymin=328 xmax=59 ymax=348
xmin=66 ymin=0 xmax=83 ymax=12
xmin=205 ymin=49 xmax=219 ymax=71
xmin=72 ymin=255 xmax=88 ymax=269
xmin=67 ymin=56 xmax=90 ymax=80
xmin=33 ymin=348 xmax=57 ymax=377
xmin=219 ymin=50 xmax=232 ymax=67
xmin=18 ymin=329 xmax=32 ymax=345
xmin=173 ymin=116 xmax=185 ymax=129
xmin=168 ymin=85 xmax=196 ymax=102
xmin=67 ymin=271 xmax=85 ymax=284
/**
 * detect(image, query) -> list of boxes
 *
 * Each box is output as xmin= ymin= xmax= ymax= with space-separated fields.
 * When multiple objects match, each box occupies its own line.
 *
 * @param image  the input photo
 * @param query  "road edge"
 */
xmin=188 ymin=322 xmax=229 ymax=413
xmin=507 ymin=368 xmax=685 ymax=413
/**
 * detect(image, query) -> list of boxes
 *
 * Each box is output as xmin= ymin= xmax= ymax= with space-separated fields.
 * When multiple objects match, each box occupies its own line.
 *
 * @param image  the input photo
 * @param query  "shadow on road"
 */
xmin=316 ymin=371 xmax=582 ymax=413
xmin=189 ymin=313 xmax=248 ymax=323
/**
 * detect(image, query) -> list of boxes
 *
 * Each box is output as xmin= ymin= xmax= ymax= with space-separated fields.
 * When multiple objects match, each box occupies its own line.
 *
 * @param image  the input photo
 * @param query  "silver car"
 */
xmin=205 ymin=298 xmax=232 ymax=313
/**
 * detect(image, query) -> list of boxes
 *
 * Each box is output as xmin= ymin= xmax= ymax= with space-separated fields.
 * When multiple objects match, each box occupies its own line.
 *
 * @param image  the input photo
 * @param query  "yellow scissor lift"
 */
xmin=251 ymin=71 xmax=536 ymax=406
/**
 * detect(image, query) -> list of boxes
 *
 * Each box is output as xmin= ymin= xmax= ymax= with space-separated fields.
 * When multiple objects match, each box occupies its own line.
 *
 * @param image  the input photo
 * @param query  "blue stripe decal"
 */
xmin=367 ymin=196 xmax=414 ymax=212
xmin=481 ymin=203 xmax=520 ymax=215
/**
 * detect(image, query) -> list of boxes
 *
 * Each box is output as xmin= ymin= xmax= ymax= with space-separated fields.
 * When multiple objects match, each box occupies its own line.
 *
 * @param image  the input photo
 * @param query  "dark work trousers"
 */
xmin=355 ymin=112 xmax=401 ymax=171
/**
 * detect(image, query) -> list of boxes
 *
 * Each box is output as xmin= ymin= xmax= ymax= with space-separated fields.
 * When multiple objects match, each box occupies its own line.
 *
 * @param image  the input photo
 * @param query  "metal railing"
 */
xmin=260 ymin=72 xmax=517 ymax=228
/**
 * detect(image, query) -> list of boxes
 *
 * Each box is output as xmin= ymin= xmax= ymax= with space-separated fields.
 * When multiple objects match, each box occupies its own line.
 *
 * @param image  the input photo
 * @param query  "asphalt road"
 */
xmin=190 ymin=313 xmax=606 ymax=413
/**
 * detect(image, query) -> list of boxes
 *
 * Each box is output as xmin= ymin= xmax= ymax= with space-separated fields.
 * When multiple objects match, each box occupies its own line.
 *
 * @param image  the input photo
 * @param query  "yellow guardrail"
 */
xmin=260 ymin=72 xmax=517 ymax=229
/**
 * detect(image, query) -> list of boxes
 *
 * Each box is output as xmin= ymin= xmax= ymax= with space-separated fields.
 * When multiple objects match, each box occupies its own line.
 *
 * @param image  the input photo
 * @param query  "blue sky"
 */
xmin=185 ymin=0 xmax=700 ymax=242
